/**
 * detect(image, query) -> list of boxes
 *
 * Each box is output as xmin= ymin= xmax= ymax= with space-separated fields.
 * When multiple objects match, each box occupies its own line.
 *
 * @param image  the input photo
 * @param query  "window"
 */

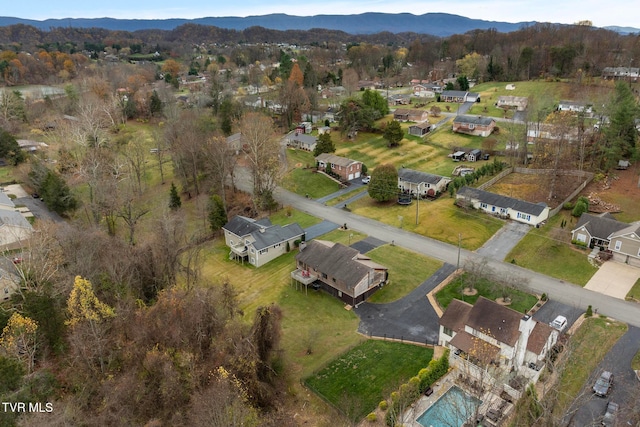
xmin=614 ymin=240 xmax=622 ymax=251
xmin=250 ymin=248 xmax=255 ymax=254
xmin=443 ymin=327 xmax=453 ymax=336
xmin=468 ymin=124 xmax=475 ymax=129
xmin=230 ymin=240 xmax=234 ymax=245
xmin=480 ymin=203 xmax=487 ymax=209
xmin=322 ymin=273 xmax=327 ymax=279
xmin=245 ymin=239 xmax=250 ymax=245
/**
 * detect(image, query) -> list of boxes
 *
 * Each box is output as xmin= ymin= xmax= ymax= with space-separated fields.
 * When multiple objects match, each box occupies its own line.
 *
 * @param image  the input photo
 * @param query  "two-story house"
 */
xmin=222 ymin=216 xmax=305 ymax=267
xmin=397 ymin=168 xmax=451 ymax=198
xmin=291 ymin=240 xmax=388 ymax=306
xmin=439 ymin=297 xmax=558 ymax=375
xmin=315 ymin=153 xmax=362 ymax=181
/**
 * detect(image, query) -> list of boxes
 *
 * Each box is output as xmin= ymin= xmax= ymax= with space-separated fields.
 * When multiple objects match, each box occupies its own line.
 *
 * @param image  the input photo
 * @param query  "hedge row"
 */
xmin=384 ymin=349 xmax=450 ymax=426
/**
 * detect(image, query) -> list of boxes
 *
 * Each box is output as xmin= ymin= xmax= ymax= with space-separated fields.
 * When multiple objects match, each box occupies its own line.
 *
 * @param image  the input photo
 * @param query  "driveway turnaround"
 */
xmin=350 ymin=236 xmax=386 ymax=254
xmin=354 ymin=263 xmax=457 ymax=345
xmin=585 ymin=261 xmax=640 ymax=299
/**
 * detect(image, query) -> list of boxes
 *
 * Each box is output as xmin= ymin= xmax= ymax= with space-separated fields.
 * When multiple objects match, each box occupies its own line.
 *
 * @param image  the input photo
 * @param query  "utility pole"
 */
xmin=415 ymin=193 xmax=419 ymax=225
xmin=457 ymin=233 xmax=462 ymax=269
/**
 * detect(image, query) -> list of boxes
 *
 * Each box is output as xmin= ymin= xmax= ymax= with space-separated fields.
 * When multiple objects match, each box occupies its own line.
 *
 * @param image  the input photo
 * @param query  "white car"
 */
xmin=361 ymin=176 xmax=370 ymax=184
xmin=549 ymin=315 xmax=568 ymax=331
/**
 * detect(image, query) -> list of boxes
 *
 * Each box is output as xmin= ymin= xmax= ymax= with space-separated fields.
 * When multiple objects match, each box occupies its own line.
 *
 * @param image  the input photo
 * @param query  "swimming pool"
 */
xmin=416 ymin=386 xmax=482 ymax=427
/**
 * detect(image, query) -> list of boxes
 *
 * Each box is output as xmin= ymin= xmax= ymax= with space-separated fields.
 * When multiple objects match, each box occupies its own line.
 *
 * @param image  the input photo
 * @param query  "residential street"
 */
xmin=271 ymin=186 xmax=640 ymax=328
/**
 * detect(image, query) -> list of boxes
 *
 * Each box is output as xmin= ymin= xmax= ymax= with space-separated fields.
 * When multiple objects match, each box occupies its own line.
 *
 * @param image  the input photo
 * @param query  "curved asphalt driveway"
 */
xmin=355 ymin=264 xmax=456 ymax=344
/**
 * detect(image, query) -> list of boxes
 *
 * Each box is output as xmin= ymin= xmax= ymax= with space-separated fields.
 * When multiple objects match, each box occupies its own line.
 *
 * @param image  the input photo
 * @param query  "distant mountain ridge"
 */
xmin=0 ymin=13 xmax=537 ymax=37
xmin=0 ymin=13 xmax=636 ymax=37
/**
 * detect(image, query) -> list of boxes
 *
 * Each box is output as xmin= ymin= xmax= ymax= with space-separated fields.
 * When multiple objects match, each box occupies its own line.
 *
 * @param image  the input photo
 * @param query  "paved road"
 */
xmin=568 ymin=325 xmax=640 ymax=426
xmin=355 ymin=264 xmax=457 ymax=344
xmin=272 ymin=187 xmax=640 ymax=328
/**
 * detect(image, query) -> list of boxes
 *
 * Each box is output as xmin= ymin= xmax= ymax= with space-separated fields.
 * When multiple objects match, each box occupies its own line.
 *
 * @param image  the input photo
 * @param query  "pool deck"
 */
xmin=400 ymin=369 xmax=514 ymax=427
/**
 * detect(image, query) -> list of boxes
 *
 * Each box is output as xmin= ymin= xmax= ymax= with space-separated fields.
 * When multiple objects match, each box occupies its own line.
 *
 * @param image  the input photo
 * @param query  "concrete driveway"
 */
xmin=585 ymin=261 xmax=640 ymax=299
xmin=476 ymin=221 xmax=530 ymax=261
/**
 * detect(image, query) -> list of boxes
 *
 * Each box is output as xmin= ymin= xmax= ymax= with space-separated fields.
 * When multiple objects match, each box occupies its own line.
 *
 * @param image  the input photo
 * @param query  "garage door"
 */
xmin=348 ymin=173 xmax=354 ymax=180
xmin=355 ymin=171 xmax=361 ymax=178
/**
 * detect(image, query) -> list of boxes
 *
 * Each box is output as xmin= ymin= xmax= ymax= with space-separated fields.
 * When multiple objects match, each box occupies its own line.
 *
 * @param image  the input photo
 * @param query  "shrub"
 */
xmin=366 ymin=412 xmax=377 ymax=422
xmin=563 ymin=202 xmax=574 ymax=210
xmin=585 ymin=305 xmax=593 ymax=317
xmin=572 ymin=200 xmax=588 ymax=217
xmin=541 ymin=293 xmax=548 ymax=301
xmin=379 ymin=400 xmax=388 ymax=411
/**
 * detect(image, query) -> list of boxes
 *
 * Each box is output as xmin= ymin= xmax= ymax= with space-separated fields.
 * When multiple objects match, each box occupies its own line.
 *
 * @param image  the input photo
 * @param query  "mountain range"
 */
xmin=0 ymin=13 xmax=637 ymax=37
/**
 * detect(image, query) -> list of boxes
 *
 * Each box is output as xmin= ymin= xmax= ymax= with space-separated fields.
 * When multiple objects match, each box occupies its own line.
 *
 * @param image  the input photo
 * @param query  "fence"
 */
xmin=477 ymin=167 xmax=514 ymax=190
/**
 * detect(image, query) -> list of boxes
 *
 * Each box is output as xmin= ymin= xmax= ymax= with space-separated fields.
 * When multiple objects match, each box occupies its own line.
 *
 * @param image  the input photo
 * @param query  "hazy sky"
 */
xmin=3 ymin=0 xmax=635 ymax=29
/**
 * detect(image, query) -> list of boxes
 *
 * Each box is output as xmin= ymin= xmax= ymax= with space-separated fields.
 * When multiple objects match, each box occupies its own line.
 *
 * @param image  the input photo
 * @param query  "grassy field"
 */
xmin=626 ymin=277 xmax=640 ymax=302
xmin=269 ymin=207 xmax=321 ymax=228
xmin=347 ymin=195 xmax=503 ymax=250
xmin=366 ymin=244 xmax=443 ymax=303
xmin=551 ymin=317 xmax=627 ymax=418
xmin=304 ymin=340 xmax=434 ymax=420
xmin=506 ymin=213 xmax=597 ymax=285
xmin=435 ymin=273 xmax=539 ymax=314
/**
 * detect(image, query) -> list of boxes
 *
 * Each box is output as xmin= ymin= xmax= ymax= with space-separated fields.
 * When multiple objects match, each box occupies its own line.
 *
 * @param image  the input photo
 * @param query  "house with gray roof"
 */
xmin=496 ymin=95 xmax=529 ymax=111
xmin=408 ymin=122 xmax=432 ymax=137
xmin=0 ymin=210 xmax=33 ymax=250
xmin=393 ymin=108 xmax=429 ymax=122
xmin=608 ymin=222 xmax=640 ymax=267
xmin=284 ymin=131 xmax=317 ymax=152
xmin=222 ymin=215 xmax=305 ymax=267
xmin=452 ymin=115 xmax=496 ymax=137
xmin=292 ymin=240 xmax=388 ymax=306
xmin=441 ymin=90 xmax=480 ymax=103
xmin=0 ymin=192 xmax=16 ymax=211
xmin=397 ymin=168 xmax=451 ymax=197
xmin=571 ymin=213 xmax=628 ymax=249
xmin=439 ymin=297 xmax=558 ymax=379
xmin=456 ymin=186 xmax=550 ymax=226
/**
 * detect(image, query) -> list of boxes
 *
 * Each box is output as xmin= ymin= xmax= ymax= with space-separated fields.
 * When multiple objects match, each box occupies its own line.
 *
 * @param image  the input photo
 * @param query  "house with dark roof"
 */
xmin=408 ymin=122 xmax=432 ymax=137
xmin=608 ymin=222 xmax=640 ymax=267
xmin=456 ymin=186 xmax=550 ymax=226
xmin=439 ymin=297 xmax=558 ymax=375
xmin=557 ymin=100 xmax=592 ymax=114
xmin=291 ymin=240 xmax=388 ymax=305
xmin=452 ymin=115 xmax=496 ymax=137
xmin=387 ymin=94 xmax=411 ymax=105
xmin=393 ymin=108 xmax=429 ymax=122
xmin=398 ymin=168 xmax=451 ymax=197
xmin=222 ymin=216 xmax=305 ymax=267
xmin=571 ymin=213 xmax=628 ymax=249
xmin=315 ymin=153 xmax=362 ymax=181
xmin=284 ymin=131 xmax=317 ymax=152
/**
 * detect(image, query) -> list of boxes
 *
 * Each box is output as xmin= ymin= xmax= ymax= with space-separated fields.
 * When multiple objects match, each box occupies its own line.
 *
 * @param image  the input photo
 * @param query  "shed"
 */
xmin=452 ymin=151 xmax=466 ymax=161
xmin=408 ymin=122 xmax=432 ymax=137
xmin=467 ymin=149 xmax=482 ymax=162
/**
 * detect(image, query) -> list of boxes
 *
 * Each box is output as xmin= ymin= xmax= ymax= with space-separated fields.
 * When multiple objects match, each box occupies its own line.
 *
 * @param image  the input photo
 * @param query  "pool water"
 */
xmin=416 ymin=386 xmax=482 ymax=427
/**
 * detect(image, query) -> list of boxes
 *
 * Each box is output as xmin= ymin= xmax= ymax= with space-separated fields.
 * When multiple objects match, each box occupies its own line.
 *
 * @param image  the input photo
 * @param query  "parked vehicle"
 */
xmin=549 ymin=315 xmax=568 ymax=331
xmin=593 ymin=370 xmax=614 ymax=397
xmin=361 ymin=176 xmax=370 ymax=184
xmin=602 ymin=401 xmax=619 ymax=426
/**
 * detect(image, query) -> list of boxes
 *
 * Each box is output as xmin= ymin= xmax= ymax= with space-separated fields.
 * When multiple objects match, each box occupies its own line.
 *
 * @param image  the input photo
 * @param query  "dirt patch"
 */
xmin=580 ymin=164 xmax=640 ymax=217
xmin=495 ymin=297 xmax=512 ymax=306
xmin=488 ymin=173 xmax=585 ymax=209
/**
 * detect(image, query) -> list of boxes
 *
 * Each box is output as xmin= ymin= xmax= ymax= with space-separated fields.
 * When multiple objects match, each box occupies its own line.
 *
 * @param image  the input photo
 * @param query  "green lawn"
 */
xmin=632 ymin=348 xmax=640 ymax=371
xmin=626 ymin=277 xmax=640 ymax=302
xmin=366 ymin=245 xmax=443 ymax=303
xmin=435 ymin=273 xmax=539 ymax=314
xmin=283 ymin=166 xmax=341 ymax=199
xmin=506 ymin=214 xmax=597 ymax=285
xmin=304 ymin=340 xmax=433 ymax=420
xmin=348 ymin=195 xmax=503 ymax=250
xmin=269 ymin=208 xmax=321 ymax=228
xmin=551 ymin=317 xmax=627 ymax=417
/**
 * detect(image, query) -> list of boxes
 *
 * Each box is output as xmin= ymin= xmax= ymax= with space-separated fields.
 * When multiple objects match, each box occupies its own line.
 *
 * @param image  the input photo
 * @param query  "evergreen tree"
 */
xmin=208 ymin=194 xmax=227 ymax=233
xmin=169 ymin=182 xmax=182 ymax=210
xmin=361 ymin=89 xmax=390 ymax=116
xmin=40 ymin=170 xmax=78 ymax=215
xmin=0 ymin=128 xmax=26 ymax=165
xmin=368 ymin=164 xmax=399 ymax=202
xmin=149 ymin=90 xmax=163 ymax=116
xmin=383 ymin=120 xmax=404 ymax=147
xmin=602 ymin=81 xmax=639 ymax=169
xmin=313 ymin=133 xmax=336 ymax=156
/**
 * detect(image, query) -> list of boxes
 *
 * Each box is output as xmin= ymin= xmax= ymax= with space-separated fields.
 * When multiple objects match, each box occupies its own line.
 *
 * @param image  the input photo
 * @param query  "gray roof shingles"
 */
xmin=457 ymin=186 xmax=548 ymax=216
xmin=572 ymin=213 xmax=628 ymax=240
xmin=398 ymin=168 xmax=446 ymax=185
